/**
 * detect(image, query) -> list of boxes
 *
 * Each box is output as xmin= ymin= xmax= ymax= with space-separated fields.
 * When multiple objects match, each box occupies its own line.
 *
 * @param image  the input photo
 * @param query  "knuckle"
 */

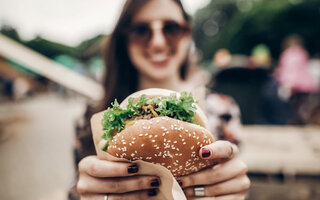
xmin=110 ymin=180 xmax=125 ymax=193
xmin=137 ymin=177 xmax=148 ymax=189
xmin=241 ymin=176 xmax=251 ymax=190
xmin=212 ymin=184 xmax=222 ymax=196
xmin=210 ymin=170 xmax=222 ymax=183
xmin=114 ymin=164 xmax=128 ymax=175
xmin=78 ymin=158 xmax=87 ymax=173
xmin=87 ymin=161 xmax=100 ymax=176
xmin=186 ymin=175 xmax=196 ymax=187
xmin=76 ymin=179 xmax=87 ymax=194
xmin=238 ymin=160 xmax=248 ymax=174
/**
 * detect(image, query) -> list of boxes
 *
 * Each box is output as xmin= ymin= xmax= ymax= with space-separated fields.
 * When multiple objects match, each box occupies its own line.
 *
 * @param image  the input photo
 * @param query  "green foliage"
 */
xmin=193 ymin=0 xmax=320 ymax=62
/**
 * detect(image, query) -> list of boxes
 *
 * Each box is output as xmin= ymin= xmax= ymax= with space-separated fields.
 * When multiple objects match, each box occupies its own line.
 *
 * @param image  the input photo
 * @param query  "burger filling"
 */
xmin=100 ymin=91 xmax=197 ymax=150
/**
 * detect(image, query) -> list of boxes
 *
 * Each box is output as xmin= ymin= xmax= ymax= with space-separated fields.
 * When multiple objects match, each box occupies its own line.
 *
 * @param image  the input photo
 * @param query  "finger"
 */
xmin=80 ymin=189 xmax=159 ymax=200
xmin=183 ymin=175 xmax=250 ymax=197
xmin=177 ymin=158 xmax=247 ymax=188
xmin=77 ymin=174 xmax=160 ymax=194
xmin=79 ymin=156 xmax=139 ymax=177
xmin=215 ymin=192 xmax=247 ymax=200
xmin=199 ymin=141 xmax=239 ymax=159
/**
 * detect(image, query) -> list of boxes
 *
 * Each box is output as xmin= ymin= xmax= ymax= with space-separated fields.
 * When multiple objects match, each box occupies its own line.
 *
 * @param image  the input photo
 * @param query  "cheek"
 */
xmin=128 ymin=44 xmax=145 ymax=67
xmin=174 ymin=38 xmax=191 ymax=65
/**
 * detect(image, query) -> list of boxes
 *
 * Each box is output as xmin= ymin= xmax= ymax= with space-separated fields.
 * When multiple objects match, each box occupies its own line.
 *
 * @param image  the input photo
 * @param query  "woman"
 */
xmin=73 ymin=0 xmax=250 ymax=199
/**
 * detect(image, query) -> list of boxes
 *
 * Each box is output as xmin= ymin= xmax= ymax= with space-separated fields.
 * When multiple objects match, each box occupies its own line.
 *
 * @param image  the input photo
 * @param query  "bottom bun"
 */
xmin=107 ymin=116 xmax=215 ymax=177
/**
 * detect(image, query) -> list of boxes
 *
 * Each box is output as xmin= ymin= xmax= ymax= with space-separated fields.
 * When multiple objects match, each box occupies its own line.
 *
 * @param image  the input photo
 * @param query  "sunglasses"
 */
xmin=127 ymin=20 xmax=191 ymax=45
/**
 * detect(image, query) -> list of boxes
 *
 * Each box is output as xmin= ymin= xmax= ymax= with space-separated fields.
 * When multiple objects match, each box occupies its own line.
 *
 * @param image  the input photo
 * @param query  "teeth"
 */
xmin=150 ymin=54 xmax=168 ymax=62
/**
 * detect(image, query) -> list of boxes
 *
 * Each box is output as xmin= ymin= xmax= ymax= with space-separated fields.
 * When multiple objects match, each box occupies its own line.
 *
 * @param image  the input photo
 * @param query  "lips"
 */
xmin=148 ymin=53 xmax=172 ymax=67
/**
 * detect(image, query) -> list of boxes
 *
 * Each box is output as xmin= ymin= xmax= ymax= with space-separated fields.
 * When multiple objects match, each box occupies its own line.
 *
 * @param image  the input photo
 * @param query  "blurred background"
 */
xmin=0 ymin=0 xmax=319 ymax=199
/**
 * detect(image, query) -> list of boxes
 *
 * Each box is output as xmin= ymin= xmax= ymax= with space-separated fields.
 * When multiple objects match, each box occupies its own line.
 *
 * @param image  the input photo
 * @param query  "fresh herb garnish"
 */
xmin=101 ymin=91 xmax=197 ymax=144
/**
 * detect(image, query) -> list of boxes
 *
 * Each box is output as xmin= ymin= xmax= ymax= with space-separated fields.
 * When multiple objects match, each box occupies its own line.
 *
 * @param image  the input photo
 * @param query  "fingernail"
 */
xmin=127 ymin=164 xmax=138 ymax=173
xmin=177 ymin=180 xmax=183 ymax=187
xmin=148 ymin=189 xmax=157 ymax=196
xmin=201 ymin=148 xmax=211 ymax=158
xmin=150 ymin=178 xmax=160 ymax=187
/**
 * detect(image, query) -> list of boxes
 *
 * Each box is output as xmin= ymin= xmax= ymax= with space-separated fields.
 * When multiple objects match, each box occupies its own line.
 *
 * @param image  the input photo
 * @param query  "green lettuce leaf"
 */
xmin=101 ymin=91 xmax=197 ymax=148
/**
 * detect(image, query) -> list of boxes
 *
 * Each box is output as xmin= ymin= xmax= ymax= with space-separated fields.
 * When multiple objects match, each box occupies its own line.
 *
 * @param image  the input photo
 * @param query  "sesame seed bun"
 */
xmin=106 ymin=89 xmax=215 ymax=177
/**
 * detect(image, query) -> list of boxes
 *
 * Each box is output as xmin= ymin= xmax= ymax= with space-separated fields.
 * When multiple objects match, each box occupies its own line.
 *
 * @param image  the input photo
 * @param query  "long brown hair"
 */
xmin=98 ymin=0 xmax=191 ymax=111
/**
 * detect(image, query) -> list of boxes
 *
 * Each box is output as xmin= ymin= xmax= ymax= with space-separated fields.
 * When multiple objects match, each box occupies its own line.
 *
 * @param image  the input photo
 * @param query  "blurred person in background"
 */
xmin=276 ymin=34 xmax=317 ymax=100
xmin=261 ymin=34 xmax=320 ymax=125
xmin=275 ymin=35 xmax=318 ymax=124
xmin=213 ymin=48 xmax=232 ymax=69
xmin=71 ymin=0 xmax=249 ymax=199
xmin=250 ymin=44 xmax=272 ymax=69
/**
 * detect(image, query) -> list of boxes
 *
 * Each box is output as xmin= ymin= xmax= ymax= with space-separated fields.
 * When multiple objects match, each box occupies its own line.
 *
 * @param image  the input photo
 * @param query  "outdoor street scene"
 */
xmin=1 ymin=0 xmax=320 ymax=199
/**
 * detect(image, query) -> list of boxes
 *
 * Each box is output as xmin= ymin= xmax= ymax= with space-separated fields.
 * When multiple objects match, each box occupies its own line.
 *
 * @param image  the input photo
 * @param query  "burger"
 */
xmin=96 ymin=88 xmax=215 ymax=177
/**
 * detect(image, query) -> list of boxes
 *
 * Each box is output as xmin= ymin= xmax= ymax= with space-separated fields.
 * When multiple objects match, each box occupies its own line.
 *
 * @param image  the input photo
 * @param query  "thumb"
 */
xmin=199 ymin=140 xmax=238 ymax=159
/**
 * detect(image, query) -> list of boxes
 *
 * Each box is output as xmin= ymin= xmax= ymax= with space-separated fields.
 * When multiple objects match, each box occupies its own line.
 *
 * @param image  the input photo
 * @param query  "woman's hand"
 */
xmin=177 ymin=141 xmax=250 ymax=200
xmin=77 ymin=156 xmax=160 ymax=200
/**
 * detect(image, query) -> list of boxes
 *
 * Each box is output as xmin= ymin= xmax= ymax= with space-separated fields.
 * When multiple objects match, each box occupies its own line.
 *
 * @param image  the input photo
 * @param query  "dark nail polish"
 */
xmin=148 ymin=189 xmax=157 ymax=196
xmin=202 ymin=148 xmax=211 ymax=158
xmin=150 ymin=179 xmax=160 ymax=187
xmin=177 ymin=180 xmax=183 ymax=187
xmin=127 ymin=164 xmax=138 ymax=173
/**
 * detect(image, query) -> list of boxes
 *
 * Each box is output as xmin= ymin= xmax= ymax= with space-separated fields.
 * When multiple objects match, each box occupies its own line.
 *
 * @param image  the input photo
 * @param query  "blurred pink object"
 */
xmin=276 ymin=46 xmax=317 ymax=93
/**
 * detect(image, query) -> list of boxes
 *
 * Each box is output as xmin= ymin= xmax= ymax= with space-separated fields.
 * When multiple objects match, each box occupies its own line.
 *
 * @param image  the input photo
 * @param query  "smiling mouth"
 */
xmin=149 ymin=54 xmax=170 ymax=62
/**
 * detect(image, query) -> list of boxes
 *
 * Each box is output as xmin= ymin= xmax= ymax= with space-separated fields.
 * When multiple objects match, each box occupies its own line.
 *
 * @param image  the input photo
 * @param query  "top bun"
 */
xmin=120 ymin=88 xmax=209 ymax=129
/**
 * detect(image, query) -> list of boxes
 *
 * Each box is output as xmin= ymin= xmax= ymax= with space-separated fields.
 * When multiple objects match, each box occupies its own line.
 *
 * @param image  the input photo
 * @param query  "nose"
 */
xmin=148 ymin=21 xmax=167 ymax=48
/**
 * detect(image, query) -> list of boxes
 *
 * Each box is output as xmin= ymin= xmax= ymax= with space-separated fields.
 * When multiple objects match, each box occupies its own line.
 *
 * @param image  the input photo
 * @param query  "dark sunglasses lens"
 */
xmin=129 ymin=24 xmax=151 ymax=43
xmin=163 ymin=22 xmax=189 ymax=40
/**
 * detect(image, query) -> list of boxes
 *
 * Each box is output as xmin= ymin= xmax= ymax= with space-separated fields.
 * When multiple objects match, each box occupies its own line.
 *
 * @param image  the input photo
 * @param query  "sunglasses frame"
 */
xmin=125 ymin=20 xmax=191 ymax=46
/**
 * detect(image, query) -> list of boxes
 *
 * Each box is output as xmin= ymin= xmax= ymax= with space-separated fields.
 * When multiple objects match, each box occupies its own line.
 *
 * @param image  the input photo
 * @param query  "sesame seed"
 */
xmin=141 ymin=144 xmax=145 ymax=147
xmin=151 ymin=139 xmax=155 ymax=142
xmin=173 ymin=141 xmax=177 ymax=144
xmin=191 ymin=145 xmax=194 ymax=150
xmin=149 ymin=135 xmax=152 ymax=138
xmin=139 ymin=134 xmax=143 ymax=136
